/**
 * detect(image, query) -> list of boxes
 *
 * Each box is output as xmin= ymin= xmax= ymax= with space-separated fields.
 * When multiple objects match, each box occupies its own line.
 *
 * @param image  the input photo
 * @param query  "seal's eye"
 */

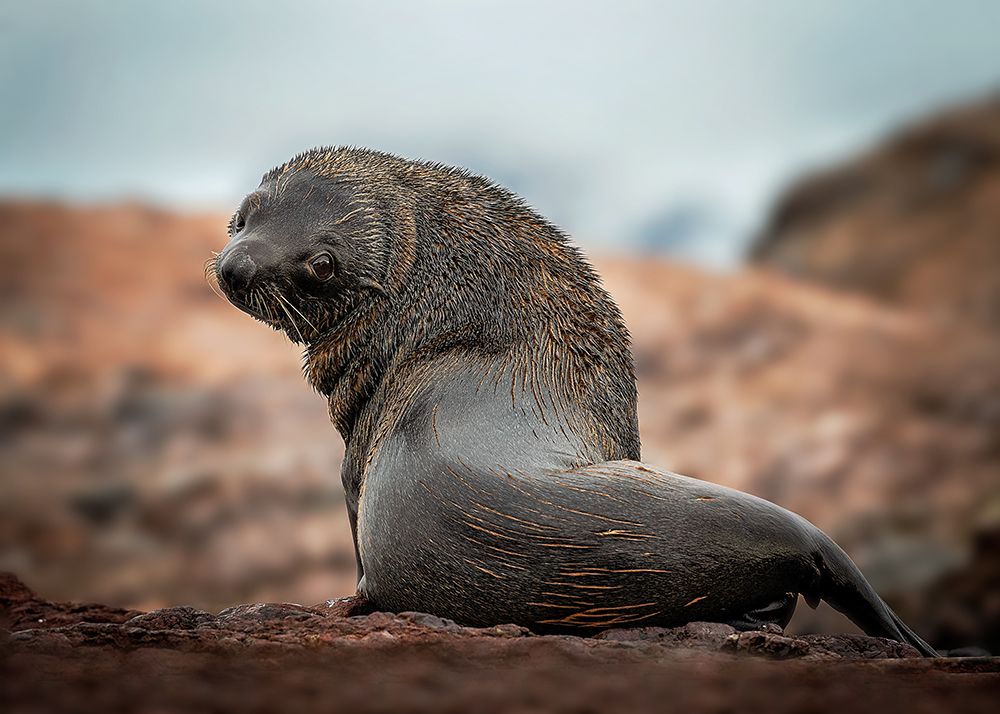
xmin=309 ymin=252 xmax=335 ymax=281
xmin=233 ymin=212 xmax=246 ymax=233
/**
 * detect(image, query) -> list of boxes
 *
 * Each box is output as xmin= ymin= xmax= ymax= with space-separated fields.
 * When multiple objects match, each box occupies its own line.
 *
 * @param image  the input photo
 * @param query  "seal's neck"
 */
xmin=304 ymin=297 xmax=394 ymax=440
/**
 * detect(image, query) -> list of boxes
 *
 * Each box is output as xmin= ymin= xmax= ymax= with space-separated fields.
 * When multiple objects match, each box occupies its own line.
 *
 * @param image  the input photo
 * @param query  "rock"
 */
xmin=215 ymin=602 xmax=324 ymax=626
xmin=126 ymin=606 xmax=215 ymax=630
xmin=1 ymin=573 xmax=998 ymax=714
xmin=0 ymin=572 xmax=926 ymax=659
xmin=594 ymin=621 xmax=736 ymax=649
xmin=724 ymin=631 xmax=812 ymax=659
xmin=0 ymin=573 xmax=141 ymax=632
xmin=395 ymin=611 xmax=467 ymax=632
xmin=0 ymin=572 xmax=35 ymax=603
xmin=722 ymin=631 xmax=924 ymax=661
xmin=751 ymin=93 xmax=1000 ymax=330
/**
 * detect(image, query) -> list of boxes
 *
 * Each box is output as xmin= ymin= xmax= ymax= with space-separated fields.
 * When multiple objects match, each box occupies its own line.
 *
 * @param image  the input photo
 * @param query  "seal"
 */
xmin=212 ymin=147 xmax=936 ymax=656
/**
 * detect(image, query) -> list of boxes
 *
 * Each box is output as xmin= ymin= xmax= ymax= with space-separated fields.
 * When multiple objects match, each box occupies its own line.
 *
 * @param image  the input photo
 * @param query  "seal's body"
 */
xmin=214 ymin=147 xmax=936 ymax=655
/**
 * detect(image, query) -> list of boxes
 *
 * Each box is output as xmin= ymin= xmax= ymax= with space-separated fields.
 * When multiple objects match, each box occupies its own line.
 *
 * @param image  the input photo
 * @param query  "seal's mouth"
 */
xmin=205 ymin=253 xmax=322 ymax=344
xmin=227 ymin=294 xmax=279 ymax=324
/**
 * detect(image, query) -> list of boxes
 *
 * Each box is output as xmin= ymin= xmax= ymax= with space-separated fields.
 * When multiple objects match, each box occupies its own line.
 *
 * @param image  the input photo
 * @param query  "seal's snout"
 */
xmin=218 ymin=249 xmax=258 ymax=296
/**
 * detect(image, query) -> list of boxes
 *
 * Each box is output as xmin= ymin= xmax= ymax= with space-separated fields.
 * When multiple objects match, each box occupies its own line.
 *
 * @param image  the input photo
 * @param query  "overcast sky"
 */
xmin=2 ymin=1 xmax=999 ymax=263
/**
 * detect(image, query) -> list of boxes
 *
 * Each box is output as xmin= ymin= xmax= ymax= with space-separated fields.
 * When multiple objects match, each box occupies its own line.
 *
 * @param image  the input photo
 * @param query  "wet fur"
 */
xmin=214 ymin=147 xmax=936 ymax=655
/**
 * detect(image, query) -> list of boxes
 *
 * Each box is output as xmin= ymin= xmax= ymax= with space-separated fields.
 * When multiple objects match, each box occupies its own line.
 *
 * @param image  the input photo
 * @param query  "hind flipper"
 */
xmin=726 ymin=593 xmax=798 ymax=631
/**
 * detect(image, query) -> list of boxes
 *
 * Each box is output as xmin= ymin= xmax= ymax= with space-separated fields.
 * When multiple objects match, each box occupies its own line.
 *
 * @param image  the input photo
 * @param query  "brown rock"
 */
xmin=126 ymin=606 xmax=215 ymax=630
xmin=595 ymin=621 xmax=737 ymax=649
xmin=1 ymin=573 xmax=141 ymax=632
xmin=2 ymin=573 xmax=999 ymax=714
xmin=751 ymin=93 xmax=1000 ymax=330
xmin=723 ymin=630 xmax=813 ymax=659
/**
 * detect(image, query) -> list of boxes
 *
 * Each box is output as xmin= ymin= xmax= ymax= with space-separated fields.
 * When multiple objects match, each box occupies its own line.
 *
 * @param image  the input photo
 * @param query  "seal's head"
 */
xmin=212 ymin=160 xmax=388 ymax=344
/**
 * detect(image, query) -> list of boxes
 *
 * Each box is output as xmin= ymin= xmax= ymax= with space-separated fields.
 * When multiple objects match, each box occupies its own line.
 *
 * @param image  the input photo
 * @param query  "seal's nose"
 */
xmin=218 ymin=249 xmax=258 ymax=296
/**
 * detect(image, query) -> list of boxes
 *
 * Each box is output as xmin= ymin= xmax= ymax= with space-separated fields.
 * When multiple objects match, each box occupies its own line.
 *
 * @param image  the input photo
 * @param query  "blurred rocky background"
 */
xmin=1 ymin=93 xmax=998 ymax=654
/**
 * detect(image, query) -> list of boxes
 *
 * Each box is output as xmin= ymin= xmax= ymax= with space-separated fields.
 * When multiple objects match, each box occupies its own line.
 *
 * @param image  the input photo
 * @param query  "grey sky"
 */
xmin=2 ymin=1 xmax=999 ymax=263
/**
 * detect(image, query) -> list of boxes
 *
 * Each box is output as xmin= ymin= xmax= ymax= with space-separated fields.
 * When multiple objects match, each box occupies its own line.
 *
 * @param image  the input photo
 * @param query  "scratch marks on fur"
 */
xmin=431 ymin=404 xmax=441 ymax=448
xmin=468 ymin=501 xmax=556 ymax=534
xmin=595 ymin=529 xmax=658 ymax=540
xmin=559 ymin=568 xmax=672 ymax=575
xmin=525 ymin=602 xmax=578 ymax=610
xmin=463 ymin=559 xmax=503 ymax=579
xmin=534 ymin=542 xmax=596 ymax=550
xmin=542 ymin=581 xmax=621 ymax=591
xmin=535 ymin=602 xmax=662 ymax=628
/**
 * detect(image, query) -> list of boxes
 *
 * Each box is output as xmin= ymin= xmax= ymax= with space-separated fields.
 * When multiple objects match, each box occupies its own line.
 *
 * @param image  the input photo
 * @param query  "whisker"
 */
xmin=253 ymin=289 xmax=267 ymax=320
xmin=259 ymin=288 xmax=277 ymax=323
xmin=203 ymin=257 xmax=231 ymax=305
xmin=203 ymin=256 xmax=217 ymax=280
xmin=276 ymin=291 xmax=319 ymax=333
xmin=272 ymin=287 xmax=306 ymax=343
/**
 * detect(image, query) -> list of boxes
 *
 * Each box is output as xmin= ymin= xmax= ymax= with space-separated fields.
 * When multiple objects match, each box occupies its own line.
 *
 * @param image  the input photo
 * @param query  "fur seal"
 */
xmin=212 ymin=147 xmax=936 ymax=656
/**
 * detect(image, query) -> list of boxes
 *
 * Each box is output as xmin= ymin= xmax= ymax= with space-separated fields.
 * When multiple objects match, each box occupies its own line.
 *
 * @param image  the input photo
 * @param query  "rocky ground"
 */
xmin=3 ymin=573 xmax=998 ymax=714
